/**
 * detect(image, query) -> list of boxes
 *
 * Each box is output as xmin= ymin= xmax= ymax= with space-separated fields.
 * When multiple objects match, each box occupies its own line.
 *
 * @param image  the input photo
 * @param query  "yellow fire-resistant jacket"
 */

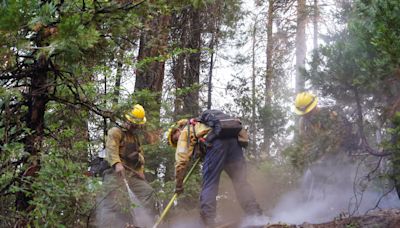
xmin=175 ymin=122 xmax=211 ymax=179
xmin=106 ymin=127 xmax=145 ymax=174
xmin=298 ymin=107 xmax=351 ymax=163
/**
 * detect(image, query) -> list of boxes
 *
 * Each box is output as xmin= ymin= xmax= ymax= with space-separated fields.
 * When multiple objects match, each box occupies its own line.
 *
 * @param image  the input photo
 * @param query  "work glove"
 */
xmin=175 ymin=185 xmax=184 ymax=194
xmin=175 ymin=168 xmax=186 ymax=195
xmin=114 ymin=162 xmax=126 ymax=178
xmin=199 ymin=138 xmax=212 ymax=148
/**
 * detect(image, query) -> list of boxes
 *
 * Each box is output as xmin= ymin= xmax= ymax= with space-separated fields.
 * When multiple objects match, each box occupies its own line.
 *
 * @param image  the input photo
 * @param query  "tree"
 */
xmin=263 ymin=0 xmax=275 ymax=157
xmin=295 ymin=0 xmax=307 ymax=94
xmin=307 ymin=0 xmax=400 ymax=201
xmin=135 ymin=6 xmax=171 ymax=124
xmin=0 ymin=0 xmax=150 ymax=225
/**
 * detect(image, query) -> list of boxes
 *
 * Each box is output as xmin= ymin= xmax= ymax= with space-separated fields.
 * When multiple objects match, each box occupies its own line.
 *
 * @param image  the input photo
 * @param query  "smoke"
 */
xmin=149 ymin=155 xmax=400 ymax=228
xmin=94 ymin=180 xmax=155 ymax=228
xmin=267 ymin=155 xmax=400 ymax=225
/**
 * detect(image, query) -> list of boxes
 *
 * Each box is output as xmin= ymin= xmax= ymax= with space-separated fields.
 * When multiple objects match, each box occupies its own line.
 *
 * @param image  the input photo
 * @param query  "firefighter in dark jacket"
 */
xmin=294 ymin=92 xmax=356 ymax=200
xmin=294 ymin=92 xmax=354 ymax=165
xmin=167 ymin=117 xmax=262 ymax=227
xmin=96 ymin=104 xmax=157 ymax=228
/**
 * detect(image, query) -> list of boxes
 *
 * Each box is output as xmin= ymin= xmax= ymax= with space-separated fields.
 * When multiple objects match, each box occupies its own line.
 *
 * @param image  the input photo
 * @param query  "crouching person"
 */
xmin=167 ymin=114 xmax=262 ymax=228
xmin=96 ymin=104 xmax=158 ymax=228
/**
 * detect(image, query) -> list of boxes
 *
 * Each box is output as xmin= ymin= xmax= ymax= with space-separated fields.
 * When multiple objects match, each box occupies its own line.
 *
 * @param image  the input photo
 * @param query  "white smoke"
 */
xmin=267 ymin=156 xmax=400 ymax=225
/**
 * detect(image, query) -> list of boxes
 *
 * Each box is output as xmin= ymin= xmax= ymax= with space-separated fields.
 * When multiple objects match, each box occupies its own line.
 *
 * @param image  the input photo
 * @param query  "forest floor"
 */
xmin=216 ymin=209 xmax=400 ymax=228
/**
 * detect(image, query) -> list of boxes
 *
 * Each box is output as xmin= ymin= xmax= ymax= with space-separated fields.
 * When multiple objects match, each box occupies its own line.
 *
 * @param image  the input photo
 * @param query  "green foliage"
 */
xmin=28 ymin=2 xmax=58 ymax=28
xmin=308 ymin=0 xmax=400 ymax=106
xmin=307 ymin=0 xmax=400 ymax=199
xmin=388 ymin=112 xmax=400 ymax=184
xmin=54 ymin=14 xmax=100 ymax=58
xmin=0 ymin=0 xmax=37 ymax=31
xmin=28 ymin=153 xmax=99 ymax=227
xmin=282 ymin=142 xmax=307 ymax=172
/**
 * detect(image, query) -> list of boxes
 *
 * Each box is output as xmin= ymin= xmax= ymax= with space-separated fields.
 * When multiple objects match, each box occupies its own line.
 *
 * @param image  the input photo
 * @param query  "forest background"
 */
xmin=1 ymin=0 xmax=400 ymax=227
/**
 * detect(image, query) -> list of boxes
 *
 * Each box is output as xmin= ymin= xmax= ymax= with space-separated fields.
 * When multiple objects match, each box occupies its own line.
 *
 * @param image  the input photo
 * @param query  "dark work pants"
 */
xmin=200 ymin=138 xmax=262 ymax=225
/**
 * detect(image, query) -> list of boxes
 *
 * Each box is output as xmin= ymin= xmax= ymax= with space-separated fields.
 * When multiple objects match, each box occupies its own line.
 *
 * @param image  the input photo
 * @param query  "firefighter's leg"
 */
xmin=224 ymin=139 xmax=262 ymax=216
xmin=96 ymin=171 xmax=133 ymax=228
xmin=128 ymin=174 xmax=158 ymax=218
xmin=200 ymin=139 xmax=226 ymax=227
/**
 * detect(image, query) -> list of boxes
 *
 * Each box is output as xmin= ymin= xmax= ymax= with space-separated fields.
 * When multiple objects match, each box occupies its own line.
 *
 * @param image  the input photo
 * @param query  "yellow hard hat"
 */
xmin=125 ymin=104 xmax=146 ymax=124
xmin=294 ymin=92 xmax=318 ymax=115
xmin=167 ymin=119 xmax=188 ymax=148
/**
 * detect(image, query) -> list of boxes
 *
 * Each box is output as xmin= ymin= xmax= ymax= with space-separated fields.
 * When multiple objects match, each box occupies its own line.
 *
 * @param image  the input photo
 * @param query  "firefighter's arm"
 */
xmin=194 ymin=123 xmax=212 ymax=139
xmin=174 ymin=129 xmax=192 ymax=194
xmin=106 ymin=127 xmax=123 ymax=167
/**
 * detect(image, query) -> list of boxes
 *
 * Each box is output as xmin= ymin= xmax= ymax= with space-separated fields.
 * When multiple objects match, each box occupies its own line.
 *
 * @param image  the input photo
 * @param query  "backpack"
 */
xmin=198 ymin=110 xmax=243 ymax=142
xmin=88 ymin=148 xmax=110 ymax=177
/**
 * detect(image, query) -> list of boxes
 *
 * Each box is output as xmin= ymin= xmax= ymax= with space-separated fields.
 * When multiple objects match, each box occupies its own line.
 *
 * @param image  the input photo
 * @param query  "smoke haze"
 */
xmin=268 ymin=156 xmax=400 ymax=225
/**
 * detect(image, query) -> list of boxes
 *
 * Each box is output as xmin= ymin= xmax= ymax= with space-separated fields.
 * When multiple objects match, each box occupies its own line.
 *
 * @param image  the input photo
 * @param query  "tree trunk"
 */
xmin=171 ymin=10 xmax=187 ymax=119
xmin=295 ymin=0 xmax=307 ymax=93
xmin=264 ymin=0 xmax=274 ymax=157
xmin=207 ymin=31 xmax=215 ymax=110
xmin=295 ymin=0 xmax=307 ymax=138
xmin=183 ymin=7 xmax=201 ymax=116
xmin=16 ymin=62 xmax=49 ymax=214
xmin=313 ymin=0 xmax=318 ymax=50
xmin=135 ymin=13 xmax=171 ymax=123
xmin=251 ymin=17 xmax=258 ymax=159
xmin=113 ymin=50 xmax=123 ymax=106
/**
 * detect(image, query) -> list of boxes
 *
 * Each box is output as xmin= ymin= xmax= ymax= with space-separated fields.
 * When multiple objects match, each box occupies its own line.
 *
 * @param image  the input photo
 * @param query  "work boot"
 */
xmin=200 ymin=212 xmax=216 ymax=228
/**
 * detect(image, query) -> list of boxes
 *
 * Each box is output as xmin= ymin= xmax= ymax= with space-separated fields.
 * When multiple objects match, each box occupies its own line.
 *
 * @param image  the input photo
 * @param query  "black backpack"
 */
xmin=198 ymin=110 xmax=243 ymax=142
xmin=88 ymin=149 xmax=110 ymax=177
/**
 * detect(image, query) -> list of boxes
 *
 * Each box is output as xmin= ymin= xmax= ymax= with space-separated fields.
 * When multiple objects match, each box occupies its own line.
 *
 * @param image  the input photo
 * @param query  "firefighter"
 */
xmin=294 ymin=92 xmax=356 ymax=200
xmin=294 ymin=92 xmax=354 ymax=162
xmin=167 ymin=117 xmax=262 ymax=227
xmin=96 ymin=104 xmax=157 ymax=228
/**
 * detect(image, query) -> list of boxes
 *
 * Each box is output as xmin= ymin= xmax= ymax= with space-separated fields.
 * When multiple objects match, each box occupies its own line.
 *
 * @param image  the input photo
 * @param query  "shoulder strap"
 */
xmin=121 ymin=128 xmax=126 ymax=144
xmin=187 ymin=123 xmax=191 ymax=148
xmin=186 ymin=121 xmax=199 ymax=148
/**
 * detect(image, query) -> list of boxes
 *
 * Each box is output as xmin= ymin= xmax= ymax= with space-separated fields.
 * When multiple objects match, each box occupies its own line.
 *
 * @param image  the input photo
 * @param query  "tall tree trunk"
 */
xmin=207 ymin=31 xmax=215 ymax=110
xmin=295 ymin=0 xmax=307 ymax=137
xmin=113 ymin=50 xmax=124 ymax=106
xmin=135 ymin=13 xmax=171 ymax=124
xmin=264 ymin=0 xmax=274 ymax=157
xmin=103 ymin=67 xmax=108 ymax=147
xmin=207 ymin=4 xmax=220 ymax=111
xmin=251 ymin=18 xmax=258 ymax=159
xmin=172 ymin=52 xmax=185 ymax=119
xmin=313 ymin=0 xmax=318 ymax=50
xmin=171 ymin=10 xmax=187 ymax=119
xmin=183 ymin=7 xmax=201 ymax=116
xmin=295 ymin=0 xmax=307 ymax=93
xmin=16 ymin=61 xmax=48 ymax=214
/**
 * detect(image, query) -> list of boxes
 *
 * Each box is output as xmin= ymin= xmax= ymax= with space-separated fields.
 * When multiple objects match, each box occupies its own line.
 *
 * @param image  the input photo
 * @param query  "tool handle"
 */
xmin=153 ymin=158 xmax=201 ymax=228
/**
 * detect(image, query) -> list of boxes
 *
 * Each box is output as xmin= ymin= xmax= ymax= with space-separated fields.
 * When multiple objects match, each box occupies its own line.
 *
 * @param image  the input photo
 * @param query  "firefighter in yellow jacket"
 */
xmin=294 ymin=92 xmax=354 ymax=165
xmin=168 ymin=117 xmax=262 ymax=227
xmin=96 ymin=104 xmax=157 ymax=228
xmin=294 ymin=92 xmax=356 ymax=201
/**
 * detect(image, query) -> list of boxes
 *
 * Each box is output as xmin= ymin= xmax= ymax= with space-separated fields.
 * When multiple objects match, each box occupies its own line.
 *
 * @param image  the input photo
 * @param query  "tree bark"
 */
xmin=264 ymin=0 xmax=274 ymax=157
xmin=183 ymin=7 xmax=201 ymax=116
xmin=207 ymin=31 xmax=215 ymax=111
xmin=295 ymin=0 xmax=307 ymax=93
xmin=251 ymin=17 xmax=258 ymax=159
xmin=16 ymin=60 xmax=49 ymax=213
xmin=313 ymin=0 xmax=318 ymax=50
xmin=294 ymin=0 xmax=307 ymax=138
xmin=135 ymin=13 xmax=171 ymax=123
